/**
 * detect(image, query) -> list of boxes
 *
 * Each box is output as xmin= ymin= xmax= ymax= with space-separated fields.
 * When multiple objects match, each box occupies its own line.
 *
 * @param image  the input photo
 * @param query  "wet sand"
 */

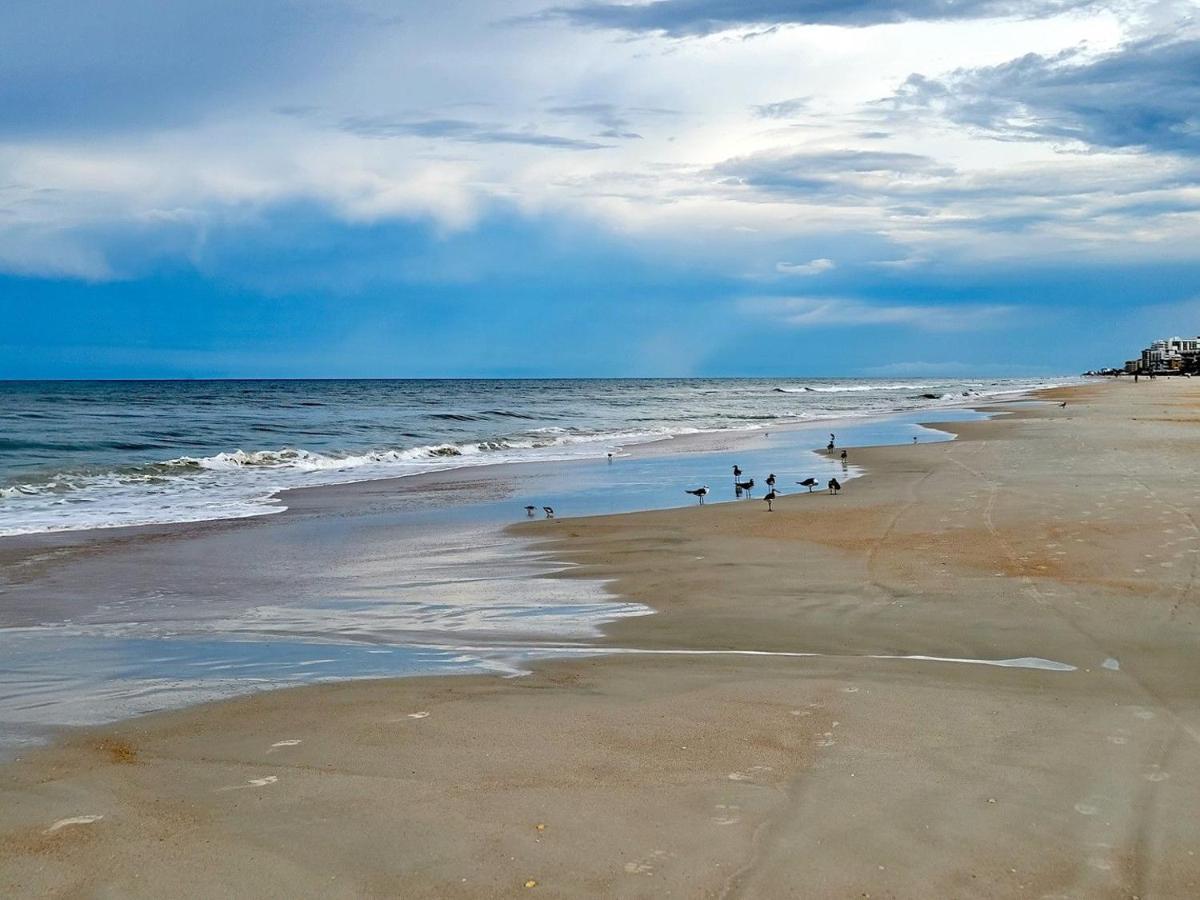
xmin=4 ymin=379 xmax=1200 ymax=897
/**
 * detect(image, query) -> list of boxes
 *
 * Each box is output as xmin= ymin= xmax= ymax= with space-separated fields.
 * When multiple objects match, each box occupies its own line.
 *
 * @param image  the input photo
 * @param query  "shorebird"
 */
xmin=763 ymin=489 xmax=778 ymax=512
xmin=524 ymin=505 xmax=536 ymax=516
xmin=766 ymin=473 xmax=776 ymax=491
xmin=543 ymin=506 xmax=555 ymax=518
xmin=797 ymin=477 xmax=818 ymax=492
xmin=828 ymin=478 xmax=841 ymax=495
xmin=732 ymin=465 xmax=742 ymax=482
xmin=736 ymin=478 xmax=755 ymax=497
xmin=826 ymin=440 xmax=835 ymax=453
xmin=607 ymin=452 xmax=614 ymax=463
xmin=685 ymin=486 xmax=709 ymax=505
xmin=840 ymin=449 xmax=847 ymax=461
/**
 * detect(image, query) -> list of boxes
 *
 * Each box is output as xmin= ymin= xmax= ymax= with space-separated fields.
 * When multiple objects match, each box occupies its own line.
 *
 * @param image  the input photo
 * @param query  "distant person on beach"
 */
xmin=828 ymin=478 xmax=841 ymax=494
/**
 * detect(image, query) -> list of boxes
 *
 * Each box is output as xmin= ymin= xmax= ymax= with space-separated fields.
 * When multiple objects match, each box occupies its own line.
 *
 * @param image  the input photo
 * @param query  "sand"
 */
xmin=3 ymin=379 xmax=1200 ymax=897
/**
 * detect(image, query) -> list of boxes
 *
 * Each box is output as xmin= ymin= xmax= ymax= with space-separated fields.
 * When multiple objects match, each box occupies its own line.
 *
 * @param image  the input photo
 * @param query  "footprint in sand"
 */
xmin=407 ymin=711 xmax=430 ymax=719
xmin=816 ymin=732 xmax=837 ymax=748
xmin=624 ymin=849 xmax=669 ymax=876
xmin=1074 ymin=802 xmax=1099 ymax=816
xmin=1143 ymin=766 xmax=1170 ymax=783
xmin=44 ymin=815 xmax=103 ymax=834
xmin=727 ymin=765 xmax=773 ymax=782
xmin=220 ymin=775 xmax=278 ymax=792
xmin=711 ymin=804 xmax=741 ymax=826
xmin=268 ymin=739 xmax=302 ymax=752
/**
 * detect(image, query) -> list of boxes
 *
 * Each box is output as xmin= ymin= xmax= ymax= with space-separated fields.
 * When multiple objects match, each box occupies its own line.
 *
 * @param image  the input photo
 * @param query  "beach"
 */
xmin=3 ymin=378 xmax=1200 ymax=897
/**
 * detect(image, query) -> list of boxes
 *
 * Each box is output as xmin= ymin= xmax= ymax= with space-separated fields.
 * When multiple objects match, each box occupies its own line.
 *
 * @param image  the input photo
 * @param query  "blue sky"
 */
xmin=2 ymin=0 xmax=1199 ymax=378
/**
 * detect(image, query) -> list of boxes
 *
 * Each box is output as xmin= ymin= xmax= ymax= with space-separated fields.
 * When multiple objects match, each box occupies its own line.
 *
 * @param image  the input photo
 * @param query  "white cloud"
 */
xmin=0 ymin=0 xmax=1186 ymax=281
xmin=776 ymin=258 xmax=835 ymax=275
xmin=739 ymin=295 xmax=1016 ymax=331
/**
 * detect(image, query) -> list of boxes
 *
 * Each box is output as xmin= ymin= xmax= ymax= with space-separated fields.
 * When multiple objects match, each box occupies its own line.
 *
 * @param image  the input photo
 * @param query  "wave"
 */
xmin=1 ymin=377 xmax=1081 ymax=535
xmin=774 ymin=383 xmax=929 ymax=394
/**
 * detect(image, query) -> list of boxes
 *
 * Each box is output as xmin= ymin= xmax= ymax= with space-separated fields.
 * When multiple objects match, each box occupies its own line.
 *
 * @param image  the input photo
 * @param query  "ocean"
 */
xmin=0 ymin=377 xmax=1071 ymax=536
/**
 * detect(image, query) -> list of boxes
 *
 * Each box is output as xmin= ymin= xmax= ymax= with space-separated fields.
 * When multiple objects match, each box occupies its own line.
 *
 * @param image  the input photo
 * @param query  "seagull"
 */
xmin=797 ymin=477 xmax=818 ymax=492
xmin=524 ymin=505 xmax=536 ymax=516
xmin=543 ymin=506 xmax=555 ymax=518
xmin=685 ymin=486 xmax=709 ymax=505
xmin=1059 ymin=401 xmax=1067 ymax=408
xmin=840 ymin=449 xmax=847 ymax=461
xmin=763 ymin=489 xmax=778 ymax=512
xmin=736 ymin=478 xmax=755 ymax=497
xmin=826 ymin=440 xmax=835 ymax=453
xmin=766 ymin=473 xmax=776 ymax=491
xmin=732 ymin=465 xmax=742 ymax=482
xmin=828 ymin=478 xmax=841 ymax=495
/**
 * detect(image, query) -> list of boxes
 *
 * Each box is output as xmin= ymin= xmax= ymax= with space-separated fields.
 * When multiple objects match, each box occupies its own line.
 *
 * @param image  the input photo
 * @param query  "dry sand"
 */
xmin=3 ymin=379 xmax=1200 ymax=897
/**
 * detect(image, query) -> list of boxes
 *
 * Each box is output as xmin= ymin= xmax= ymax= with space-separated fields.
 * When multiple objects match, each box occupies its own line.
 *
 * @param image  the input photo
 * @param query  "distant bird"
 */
xmin=826 ymin=440 xmax=835 ymax=453
xmin=685 ymin=486 xmax=709 ymax=505
xmin=524 ymin=505 xmax=536 ymax=517
xmin=840 ymin=449 xmax=847 ymax=461
xmin=766 ymin=473 xmax=776 ymax=491
xmin=543 ymin=506 xmax=555 ymax=518
xmin=912 ymin=436 xmax=919 ymax=444
xmin=828 ymin=478 xmax=841 ymax=495
xmin=608 ymin=452 xmax=614 ymax=463
xmin=736 ymin=478 xmax=755 ymax=497
xmin=1059 ymin=401 xmax=1067 ymax=408
xmin=732 ymin=465 xmax=742 ymax=481
xmin=763 ymin=489 xmax=778 ymax=512
xmin=797 ymin=477 xmax=818 ymax=492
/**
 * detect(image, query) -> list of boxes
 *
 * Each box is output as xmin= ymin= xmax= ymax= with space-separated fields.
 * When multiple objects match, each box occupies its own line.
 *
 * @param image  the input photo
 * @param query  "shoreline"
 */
xmin=0 ymin=395 xmax=1051 ymax=745
xmin=10 ymin=378 xmax=1197 ymax=896
xmin=0 ymin=379 xmax=1076 ymax=543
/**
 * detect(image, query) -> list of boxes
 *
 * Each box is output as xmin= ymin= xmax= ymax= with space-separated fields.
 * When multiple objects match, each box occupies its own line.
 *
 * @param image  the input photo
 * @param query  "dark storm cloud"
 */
xmin=545 ymin=0 xmax=1093 ymax=37
xmin=887 ymin=36 xmax=1200 ymax=154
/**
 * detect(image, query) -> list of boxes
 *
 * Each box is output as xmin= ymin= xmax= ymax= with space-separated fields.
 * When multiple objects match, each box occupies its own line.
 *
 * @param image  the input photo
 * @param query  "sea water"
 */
xmin=0 ymin=377 xmax=1072 ymax=535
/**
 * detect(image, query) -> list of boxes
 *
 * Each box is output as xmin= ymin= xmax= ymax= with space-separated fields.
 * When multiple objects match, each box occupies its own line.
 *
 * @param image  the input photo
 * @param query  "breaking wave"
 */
xmin=1 ymin=376 xmax=1078 ymax=535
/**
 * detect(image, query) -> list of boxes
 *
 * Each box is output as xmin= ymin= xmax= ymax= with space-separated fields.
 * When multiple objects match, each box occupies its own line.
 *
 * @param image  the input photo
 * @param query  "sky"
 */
xmin=2 ymin=0 xmax=1199 ymax=378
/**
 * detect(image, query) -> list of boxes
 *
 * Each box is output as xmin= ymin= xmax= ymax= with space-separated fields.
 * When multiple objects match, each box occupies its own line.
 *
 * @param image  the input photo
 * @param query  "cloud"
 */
xmin=543 ymin=102 xmax=677 ymax=139
xmin=546 ymin=0 xmax=1093 ymax=36
xmin=0 ymin=0 xmax=384 ymax=137
xmin=752 ymin=97 xmax=810 ymax=119
xmin=776 ymin=258 xmax=835 ymax=275
xmin=739 ymin=295 xmax=1015 ymax=330
xmin=715 ymin=148 xmax=954 ymax=196
xmin=887 ymin=35 xmax=1200 ymax=154
xmin=338 ymin=115 xmax=611 ymax=150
